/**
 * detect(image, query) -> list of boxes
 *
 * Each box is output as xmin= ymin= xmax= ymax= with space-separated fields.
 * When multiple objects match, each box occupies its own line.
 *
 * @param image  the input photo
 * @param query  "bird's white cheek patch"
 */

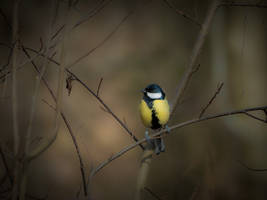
xmin=147 ymin=92 xmax=162 ymax=99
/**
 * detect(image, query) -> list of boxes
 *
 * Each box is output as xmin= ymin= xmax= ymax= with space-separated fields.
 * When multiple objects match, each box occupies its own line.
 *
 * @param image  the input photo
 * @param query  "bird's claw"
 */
xmin=165 ymin=125 xmax=170 ymax=134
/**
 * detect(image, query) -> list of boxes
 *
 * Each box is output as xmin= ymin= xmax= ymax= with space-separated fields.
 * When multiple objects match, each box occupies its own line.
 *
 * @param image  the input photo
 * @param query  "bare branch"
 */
xmin=50 ymin=0 xmax=113 ymax=48
xmin=0 ymin=146 xmax=13 ymax=185
xmin=237 ymin=160 xmax=267 ymax=172
xmin=21 ymin=46 xmax=88 ymax=196
xmin=18 ymin=45 xmax=143 ymax=151
xmin=0 ymin=43 xmax=60 ymax=81
xmin=220 ymin=2 xmax=267 ymax=8
xmin=199 ymin=82 xmax=224 ymax=118
xmin=72 ymin=0 xmax=113 ymax=29
xmin=0 ymin=7 xmax=12 ymax=31
xmin=243 ymin=112 xmax=267 ymax=123
xmin=90 ymin=105 xmax=267 ymax=178
xmin=162 ymin=0 xmax=201 ymax=27
xmin=170 ymin=0 xmax=220 ymax=118
xmin=51 ymin=25 xmax=65 ymax=41
xmin=0 ymin=46 xmax=13 ymax=74
xmin=144 ymin=187 xmax=163 ymax=200
xmin=61 ymin=113 xmax=87 ymax=196
xmin=67 ymin=10 xmax=133 ymax=69
xmin=96 ymin=77 xmax=103 ymax=97
xmin=1 ymin=9 xmax=132 ymax=79
xmin=42 ymin=99 xmax=55 ymax=110
xmin=66 ymin=69 xmax=145 ymax=150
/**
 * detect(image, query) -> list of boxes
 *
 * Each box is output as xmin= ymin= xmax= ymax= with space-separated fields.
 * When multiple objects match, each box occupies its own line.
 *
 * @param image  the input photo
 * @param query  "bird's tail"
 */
xmin=154 ymin=138 xmax=165 ymax=155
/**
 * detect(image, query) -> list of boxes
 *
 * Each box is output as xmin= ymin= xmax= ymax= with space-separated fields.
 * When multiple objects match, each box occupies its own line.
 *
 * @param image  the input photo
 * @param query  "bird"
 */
xmin=139 ymin=84 xmax=170 ymax=154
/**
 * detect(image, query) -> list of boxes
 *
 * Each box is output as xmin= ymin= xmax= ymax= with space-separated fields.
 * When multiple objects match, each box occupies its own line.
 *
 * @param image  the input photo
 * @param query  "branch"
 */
xmin=3 ymin=42 xmax=145 ymax=150
xmin=144 ymin=187 xmax=163 ymax=200
xmin=50 ymin=0 xmax=113 ymax=50
xmin=66 ymin=10 xmax=133 ymax=69
xmin=170 ymin=0 xmax=220 ymax=117
xmin=21 ymin=46 xmax=88 ymax=196
xmin=0 ymin=45 xmax=13 ymax=74
xmin=66 ymin=68 xmax=145 ymax=150
xmin=0 ymin=43 xmax=60 ymax=81
xmin=73 ymin=0 xmax=113 ymax=29
xmin=60 ymin=113 xmax=87 ymax=196
xmin=199 ymin=82 xmax=224 ymax=118
xmin=220 ymin=2 xmax=267 ymax=8
xmin=243 ymin=112 xmax=267 ymax=123
xmin=96 ymin=77 xmax=103 ymax=97
xmin=237 ymin=160 xmax=267 ymax=172
xmin=162 ymin=0 xmax=201 ymax=27
xmin=0 ymin=9 xmax=132 ymax=80
xmin=89 ymin=105 xmax=267 ymax=178
xmin=0 ymin=146 xmax=13 ymax=185
xmin=0 ymin=8 xmax=12 ymax=31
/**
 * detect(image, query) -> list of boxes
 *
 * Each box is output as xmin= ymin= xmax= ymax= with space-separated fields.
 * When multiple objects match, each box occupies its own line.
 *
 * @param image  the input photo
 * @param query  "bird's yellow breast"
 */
xmin=153 ymin=99 xmax=170 ymax=126
xmin=139 ymin=100 xmax=153 ymax=128
xmin=139 ymin=99 xmax=170 ymax=129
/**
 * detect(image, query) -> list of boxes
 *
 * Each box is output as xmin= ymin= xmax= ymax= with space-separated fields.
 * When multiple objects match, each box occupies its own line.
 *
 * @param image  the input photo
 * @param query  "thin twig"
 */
xmin=0 ymin=43 xmax=60 ymax=81
xmin=0 ymin=146 xmax=13 ymax=185
xmin=162 ymin=0 xmax=201 ymax=27
xmin=61 ymin=113 xmax=88 ymax=196
xmin=18 ymin=0 xmax=57 ymax=198
xmin=0 ymin=8 xmax=132 ymax=79
xmin=170 ymin=0 xmax=220 ymax=118
xmin=243 ymin=112 xmax=267 ymax=123
xmin=220 ymin=2 xmax=267 ymax=8
xmin=0 ymin=7 xmax=12 ymax=31
xmin=90 ymin=105 xmax=267 ymax=178
xmin=42 ymin=99 xmax=56 ymax=110
xmin=72 ymin=0 xmax=113 ymax=29
xmin=96 ymin=77 xmax=103 ymax=97
xmin=66 ymin=68 xmax=145 ymax=150
xmin=50 ymin=0 xmax=113 ymax=48
xmin=0 ymin=46 xmax=13 ymax=74
xmin=67 ymin=10 xmax=132 ymax=69
xmin=237 ymin=160 xmax=267 ymax=172
xmin=51 ymin=25 xmax=64 ymax=41
xmin=199 ymin=82 xmax=224 ymax=118
xmin=0 ymin=6 xmax=130 ymax=79
xmin=21 ymin=45 xmax=88 ymax=196
xmin=144 ymin=187 xmax=163 ymax=200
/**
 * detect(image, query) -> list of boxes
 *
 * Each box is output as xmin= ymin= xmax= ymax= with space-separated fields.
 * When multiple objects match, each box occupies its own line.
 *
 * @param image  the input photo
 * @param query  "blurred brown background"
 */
xmin=0 ymin=0 xmax=267 ymax=199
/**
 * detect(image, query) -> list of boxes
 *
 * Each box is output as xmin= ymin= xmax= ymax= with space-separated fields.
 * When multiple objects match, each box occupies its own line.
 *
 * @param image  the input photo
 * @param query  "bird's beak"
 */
xmin=141 ymin=89 xmax=145 ymax=93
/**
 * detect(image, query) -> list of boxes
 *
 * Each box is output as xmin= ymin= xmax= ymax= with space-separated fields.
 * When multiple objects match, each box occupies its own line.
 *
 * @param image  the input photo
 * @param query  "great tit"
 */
xmin=139 ymin=84 xmax=170 ymax=154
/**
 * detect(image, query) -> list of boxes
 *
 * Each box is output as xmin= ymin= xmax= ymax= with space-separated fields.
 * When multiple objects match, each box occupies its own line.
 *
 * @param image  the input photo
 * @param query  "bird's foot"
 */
xmin=154 ymin=144 xmax=160 ymax=155
xmin=165 ymin=125 xmax=171 ymax=134
xmin=145 ymin=130 xmax=154 ymax=148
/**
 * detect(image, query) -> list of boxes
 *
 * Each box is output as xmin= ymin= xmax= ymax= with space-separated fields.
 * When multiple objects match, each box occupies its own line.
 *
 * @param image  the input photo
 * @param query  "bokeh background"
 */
xmin=0 ymin=0 xmax=267 ymax=199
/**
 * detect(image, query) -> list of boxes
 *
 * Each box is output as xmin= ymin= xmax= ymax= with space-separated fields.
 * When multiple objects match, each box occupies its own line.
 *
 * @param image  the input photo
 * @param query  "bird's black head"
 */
xmin=142 ymin=84 xmax=165 ymax=100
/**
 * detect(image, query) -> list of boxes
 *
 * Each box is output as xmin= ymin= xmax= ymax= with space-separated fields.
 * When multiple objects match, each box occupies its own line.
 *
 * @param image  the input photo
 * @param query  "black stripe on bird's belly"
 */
xmin=151 ymin=109 xmax=161 ymax=129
